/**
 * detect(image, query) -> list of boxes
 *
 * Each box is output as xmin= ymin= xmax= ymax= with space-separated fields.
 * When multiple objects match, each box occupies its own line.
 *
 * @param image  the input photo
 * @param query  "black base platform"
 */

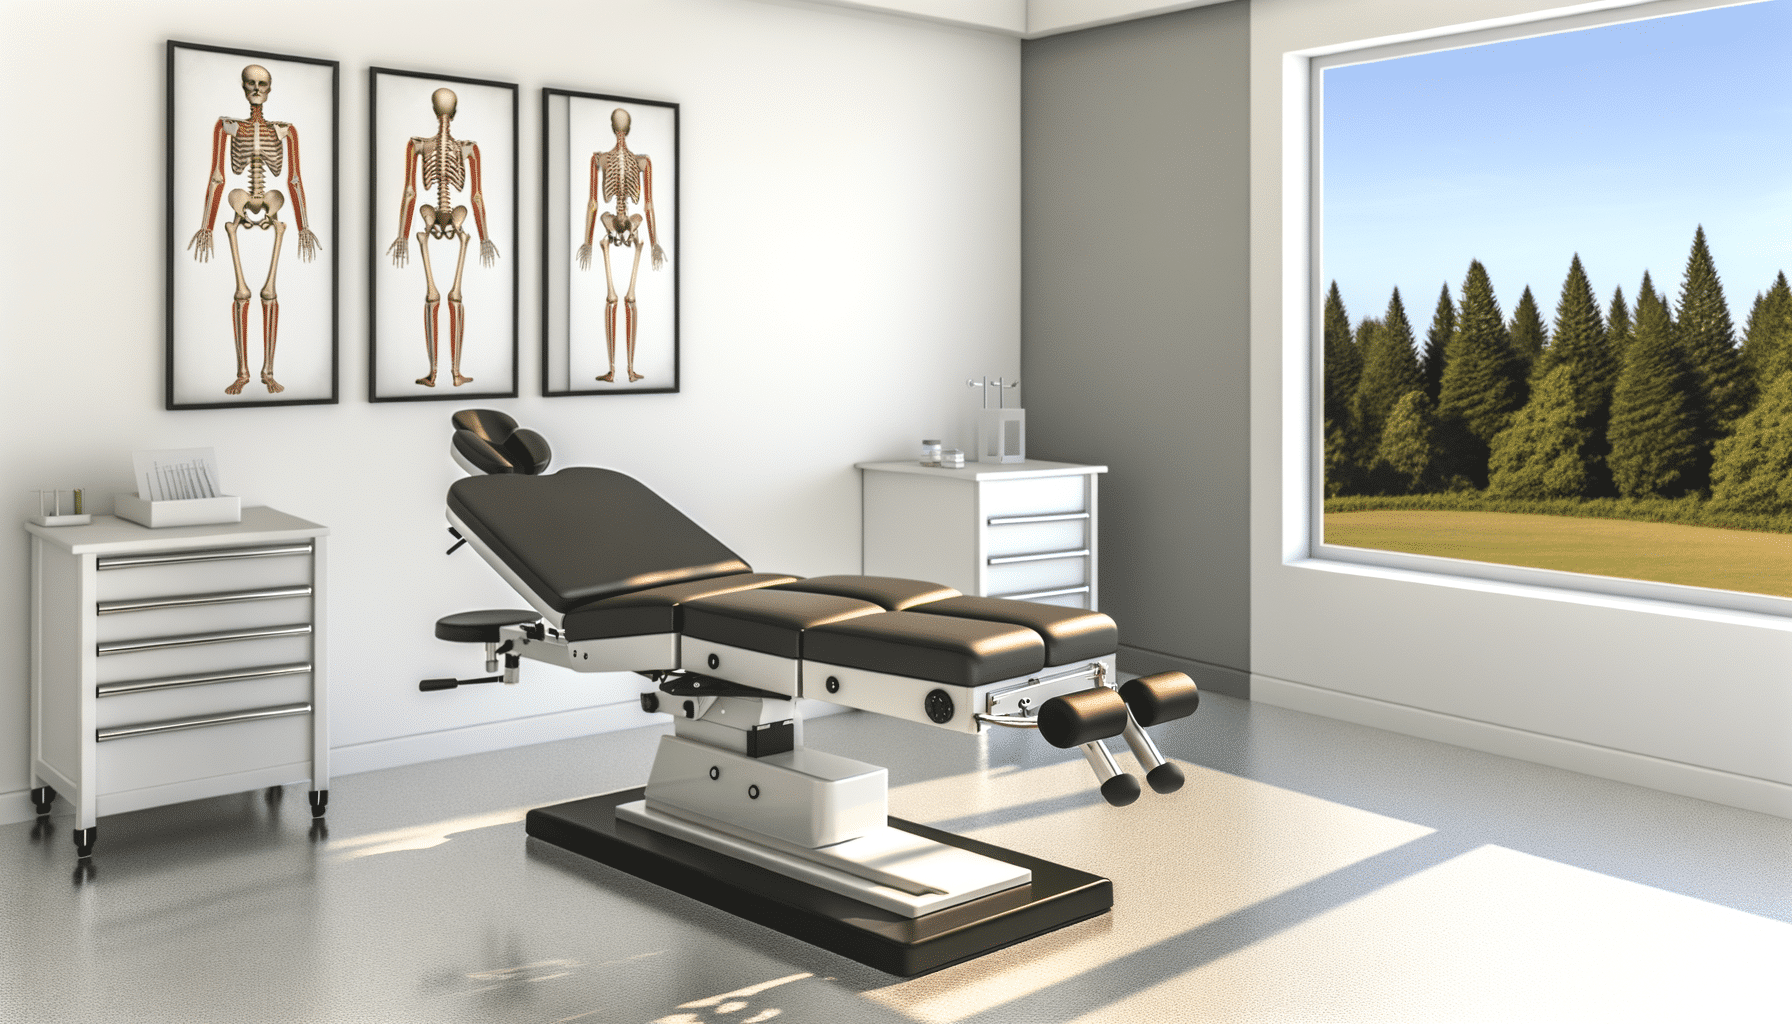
xmin=525 ymin=788 xmax=1112 ymax=976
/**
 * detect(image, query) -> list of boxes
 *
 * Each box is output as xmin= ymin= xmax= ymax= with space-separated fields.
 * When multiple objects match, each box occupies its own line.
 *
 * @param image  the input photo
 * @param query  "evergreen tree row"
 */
xmin=1324 ymin=227 xmax=1792 ymax=513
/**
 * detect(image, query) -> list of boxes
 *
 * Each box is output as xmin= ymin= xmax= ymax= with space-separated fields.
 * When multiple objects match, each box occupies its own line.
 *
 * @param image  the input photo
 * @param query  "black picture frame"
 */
xmin=369 ymin=67 xmax=519 ymax=403
xmin=166 ymin=41 xmax=339 ymax=410
xmin=541 ymin=88 xmax=680 ymax=396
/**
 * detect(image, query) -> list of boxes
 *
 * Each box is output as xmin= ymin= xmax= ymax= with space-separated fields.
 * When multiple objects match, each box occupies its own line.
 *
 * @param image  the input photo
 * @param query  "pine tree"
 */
xmin=1437 ymin=260 xmax=1527 ymax=487
xmin=1322 ymin=282 xmax=1364 ymax=493
xmin=1674 ymin=226 xmax=1748 ymax=432
xmin=1422 ymin=283 xmax=1454 ymax=403
xmin=1508 ymin=286 xmax=1548 ymax=371
xmin=1374 ymin=389 xmax=1437 ymax=494
xmin=1352 ymin=289 xmax=1424 ymax=486
xmin=1607 ymin=286 xmax=1633 ymax=367
xmin=1711 ymin=371 xmax=1792 ymax=513
xmin=1488 ymin=364 xmax=1593 ymax=498
xmin=1740 ymin=272 xmax=1792 ymax=401
xmin=1533 ymin=255 xmax=1616 ymax=493
xmin=1608 ymin=288 xmax=1702 ymax=498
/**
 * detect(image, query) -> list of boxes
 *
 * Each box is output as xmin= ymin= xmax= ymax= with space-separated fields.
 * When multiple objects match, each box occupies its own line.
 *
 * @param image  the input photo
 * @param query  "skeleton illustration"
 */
xmin=577 ymin=108 xmax=666 ymax=383
xmin=187 ymin=64 xmax=320 ymax=395
xmin=388 ymin=88 xmax=498 ymax=387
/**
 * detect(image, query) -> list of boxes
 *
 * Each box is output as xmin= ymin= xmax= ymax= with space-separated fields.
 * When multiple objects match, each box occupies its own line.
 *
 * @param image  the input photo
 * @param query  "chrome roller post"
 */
xmin=1121 ymin=709 xmax=1185 ymax=794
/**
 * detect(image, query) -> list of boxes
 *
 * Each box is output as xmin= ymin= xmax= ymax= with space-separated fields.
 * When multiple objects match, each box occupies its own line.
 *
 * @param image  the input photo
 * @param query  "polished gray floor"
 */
xmin=4 ymin=693 xmax=1789 ymax=1023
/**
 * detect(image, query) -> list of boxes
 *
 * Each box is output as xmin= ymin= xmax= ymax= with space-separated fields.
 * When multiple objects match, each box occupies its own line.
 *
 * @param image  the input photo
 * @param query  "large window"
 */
xmin=1311 ymin=0 xmax=1792 ymax=613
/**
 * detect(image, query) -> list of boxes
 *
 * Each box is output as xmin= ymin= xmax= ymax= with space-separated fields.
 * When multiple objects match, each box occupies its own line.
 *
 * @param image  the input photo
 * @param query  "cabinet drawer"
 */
xmin=988 ymin=555 xmax=1088 ymax=600
xmin=96 ymin=633 xmax=314 ymax=686
xmin=96 ymin=708 xmax=313 ymax=795
xmin=96 ymin=550 xmax=312 ymax=603
xmin=985 ymin=518 xmax=1087 ymax=559
xmin=95 ymin=594 xmax=312 ymax=646
xmin=982 ymin=476 xmax=1087 ymax=519
xmin=96 ymin=671 xmax=313 ymax=729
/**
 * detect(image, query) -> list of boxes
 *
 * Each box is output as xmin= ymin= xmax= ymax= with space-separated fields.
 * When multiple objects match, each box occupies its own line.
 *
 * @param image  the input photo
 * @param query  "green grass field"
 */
xmin=1324 ymin=510 xmax=1792 ymax=598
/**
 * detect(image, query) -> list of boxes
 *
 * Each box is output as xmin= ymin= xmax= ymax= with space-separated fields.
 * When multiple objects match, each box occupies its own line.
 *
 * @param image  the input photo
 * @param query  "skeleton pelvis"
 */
xmin=421 ymin=204 xmax=469 ymax=240
xmin=228 ymin=188 xmax=285 ymax=229
xmin=600 ymin=211 xmax=643 ymax=245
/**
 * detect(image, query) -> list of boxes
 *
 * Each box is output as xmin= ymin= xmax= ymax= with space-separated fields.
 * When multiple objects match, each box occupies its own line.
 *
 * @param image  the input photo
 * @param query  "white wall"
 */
xmin=1249 ymin=0 xmax=1792 ymax=818
xmin=0 ymin=0 xmax=1020 ymax=821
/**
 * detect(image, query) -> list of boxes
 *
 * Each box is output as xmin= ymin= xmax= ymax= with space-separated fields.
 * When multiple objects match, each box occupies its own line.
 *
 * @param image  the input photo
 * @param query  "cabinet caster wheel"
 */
xmin=72 ymin=827 xmax=96 ymax=860
xmin=308 ymin=790 xmax=329 ymax=818
xmin=30 ymin=786 xmax=56 ymax=816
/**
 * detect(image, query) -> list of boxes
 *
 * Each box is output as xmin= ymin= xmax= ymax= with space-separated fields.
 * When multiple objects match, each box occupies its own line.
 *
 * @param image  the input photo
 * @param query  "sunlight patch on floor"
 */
xmin=326 ymin=805 xmax=533 ymax=861
xmin=874 ymin=762 xmax=1435 ymax=1022
xmin=1164 ymin=843 xmax=1792 ymax=1024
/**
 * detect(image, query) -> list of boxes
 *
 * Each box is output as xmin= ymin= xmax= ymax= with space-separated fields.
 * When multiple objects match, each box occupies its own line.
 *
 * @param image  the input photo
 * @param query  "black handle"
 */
xmin=1037 ymin=687 xmax=1130 ymax=749
xmin=419 ymin=674 xmax=502 ymax=692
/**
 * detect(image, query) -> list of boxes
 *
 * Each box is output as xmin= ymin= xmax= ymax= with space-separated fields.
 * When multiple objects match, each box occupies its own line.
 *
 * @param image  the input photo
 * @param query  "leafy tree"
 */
xmin=1352 ymin=289 xmax=1424 ymax=482
xmin=1373 ymin=389 xmax=1437 ymax=493
xmin=1488 ymin=364 xmax=1592 ymax=498
xmin=1674 ymin=226 xmax=1748 ymax=432
xmin=1606 ymin=286 xmax=1633 ymax=369
xmin=1422 ymin=283 xmax=1454 ymax=403
xmin=1508 ymin=286 xmax=1548 ymax=371
xmin=1322 ymin=282 xmax=1363 ymax=492
xmin=1437 ymin=260 xmax=1527 ymax=487
xmin=1608 ymin=288 xmax=1703 ymax=498
xmin=1740 ymin=272 xmax=1792 ymax=400
xmin=1711 ymin=370 xmax=1792 ymax=513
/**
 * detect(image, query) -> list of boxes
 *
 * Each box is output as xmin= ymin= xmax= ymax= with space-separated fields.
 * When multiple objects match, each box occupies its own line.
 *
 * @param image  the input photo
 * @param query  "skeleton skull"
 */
xmin=432 ymin=88 xmax=458 ymax=119
xmin=611 ymin=108 xmax=631 ymax=135
xmin=241 ymin=65 xmax=271 ymax=106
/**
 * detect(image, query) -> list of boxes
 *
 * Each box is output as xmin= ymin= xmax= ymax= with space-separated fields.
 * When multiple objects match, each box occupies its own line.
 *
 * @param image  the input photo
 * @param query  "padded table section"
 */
xmin=805 ymin=611 xmax=1045 ymax=687
xmin=449 ymin=468 xmax=751 ymax=613
xmin=562 ymin=573 xmax=801 ymax=642
xmin=910 ymin=596 xmax=1117 ymax=666
xmin=681 ymin=589 xmax=885 ymax=659
xmin=775 ymin=575 xmax=961 ymax=611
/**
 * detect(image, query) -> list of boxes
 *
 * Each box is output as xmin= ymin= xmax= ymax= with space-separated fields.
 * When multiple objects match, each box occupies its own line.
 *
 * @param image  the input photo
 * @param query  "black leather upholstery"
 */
xmin=449 ymin=468 xmax=751 ymax=613
xmin=452 ymin=409 xmax=553 ymax=475
xmin=562 ymin=573 xmax=801 ymax=642
xmin=909 ymin=596 xmax=1117 ymax=667
xmin=682 ymin=590 xmax=884 ymax=659
xmin=775 ymin=575 xmax=961 ymax=611
xmin=805 ymin=611 xmax=1045 ymax=686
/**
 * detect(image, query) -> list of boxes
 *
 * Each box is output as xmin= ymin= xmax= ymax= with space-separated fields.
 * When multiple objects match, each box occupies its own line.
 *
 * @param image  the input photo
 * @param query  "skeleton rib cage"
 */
xmin=223 ymin=117 xmax=287 ymax=197
xmin=600 ymin=149 xmax=643 ymax=213
xmin=420 ymin=124 xmax=470 ymax=215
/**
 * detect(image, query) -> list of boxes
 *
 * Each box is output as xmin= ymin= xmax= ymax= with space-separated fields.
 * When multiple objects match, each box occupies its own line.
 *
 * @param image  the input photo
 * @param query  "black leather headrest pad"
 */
xmin=449 ymin=468 xmax=751 ymax=612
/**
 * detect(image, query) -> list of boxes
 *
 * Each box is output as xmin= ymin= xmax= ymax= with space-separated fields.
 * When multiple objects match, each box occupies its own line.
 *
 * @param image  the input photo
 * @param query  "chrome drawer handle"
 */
xmin=987 ymin=548 xmax=1090 ymax=566
xmin=96 ymin=702 xmax=311 ymax=742
xmin=97 ymin=543 xmax=311 ymax=570
xmin=993 ymin=585 xmax=1090 ymax=601
xmin=97 ymin=623 xmax=311 ymax=656
xmin=97 ymin=585 xmax=312 ymax=615
xmin=986 ymin=512 xmax=1089 ymax=526
xmin=98 ymin=662 xmax=312 ymax=697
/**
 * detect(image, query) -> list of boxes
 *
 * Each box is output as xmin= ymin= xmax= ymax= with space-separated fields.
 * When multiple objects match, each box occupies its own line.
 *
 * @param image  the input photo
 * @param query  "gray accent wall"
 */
xmin=1021 ymin=2 xmax=1252 ymax=696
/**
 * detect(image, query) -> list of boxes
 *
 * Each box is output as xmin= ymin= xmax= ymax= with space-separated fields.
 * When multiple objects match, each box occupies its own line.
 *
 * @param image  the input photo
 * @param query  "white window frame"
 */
xmin=1288 ymin=0 xmax=1792 ymax=622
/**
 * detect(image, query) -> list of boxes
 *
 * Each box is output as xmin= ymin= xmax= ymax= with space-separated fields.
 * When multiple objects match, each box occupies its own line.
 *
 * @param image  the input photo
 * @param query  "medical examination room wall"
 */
xmin=1248 ymin=0 xmax=1792 ymax=818
xmin=0 ymin=0 xmax=1021 ymax=823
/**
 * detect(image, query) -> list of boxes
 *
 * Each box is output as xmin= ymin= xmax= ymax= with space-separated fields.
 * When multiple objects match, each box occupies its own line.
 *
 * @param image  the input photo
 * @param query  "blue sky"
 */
xmin=1322 ymin=0 xmax=1792 ymax=339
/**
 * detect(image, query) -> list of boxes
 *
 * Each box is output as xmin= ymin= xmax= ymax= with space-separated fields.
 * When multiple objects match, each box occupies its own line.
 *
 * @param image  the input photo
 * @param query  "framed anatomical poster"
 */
xmin=369 ymin=68 xmax=518 ymax=402
xmin=542 ymin=88 xmax=679 ymax=396
xmin=167 ymin=41 xmax=339 ymax=410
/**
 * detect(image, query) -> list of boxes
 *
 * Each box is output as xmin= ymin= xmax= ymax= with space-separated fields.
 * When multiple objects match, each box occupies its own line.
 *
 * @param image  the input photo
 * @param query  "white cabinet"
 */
xmin=27 ymin=507 xmax=329 ymax=857
xmin=856 ymin=460 xmax=1106 ymax=609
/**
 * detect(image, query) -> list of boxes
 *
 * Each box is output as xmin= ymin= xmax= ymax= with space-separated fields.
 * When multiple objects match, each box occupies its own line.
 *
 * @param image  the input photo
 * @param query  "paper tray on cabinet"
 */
xmin=114 ymin=493 xmax=242 ymax=528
